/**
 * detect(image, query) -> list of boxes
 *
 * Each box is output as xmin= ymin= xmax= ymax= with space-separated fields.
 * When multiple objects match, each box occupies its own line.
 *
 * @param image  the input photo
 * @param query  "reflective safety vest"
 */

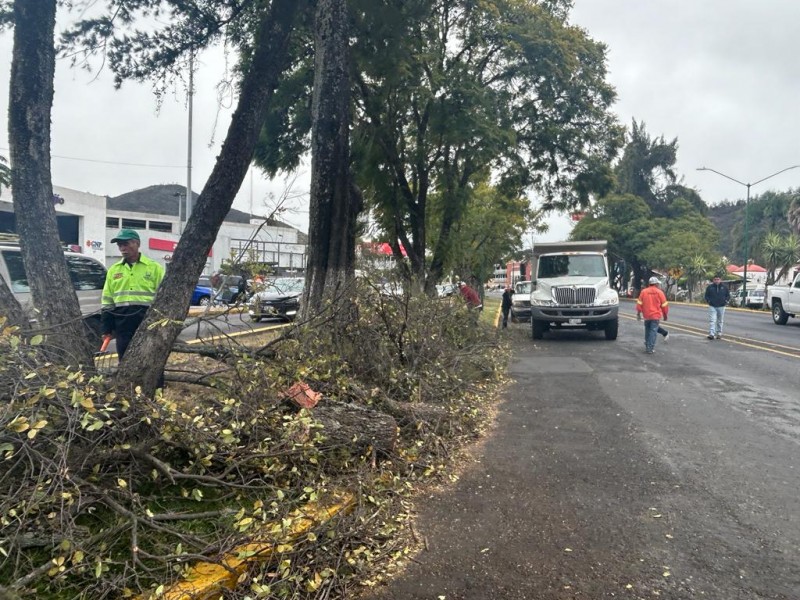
xmin=102 ymin=254 xmax=165 ymax=309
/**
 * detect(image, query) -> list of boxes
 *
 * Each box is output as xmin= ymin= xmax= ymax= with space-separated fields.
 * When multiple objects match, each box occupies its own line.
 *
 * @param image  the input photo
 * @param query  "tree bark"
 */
xmin=314 ymin=402 xmax=397 ymax=456
xmin=7 ymin=0 xmax=93 ymax=364
xmin=0 ymin=277 xmax=31 ymax=332
xmin=301 ymin=0 xmax=358 ymax=317
xmin=115 ymin=0 xmax=301 ymax=396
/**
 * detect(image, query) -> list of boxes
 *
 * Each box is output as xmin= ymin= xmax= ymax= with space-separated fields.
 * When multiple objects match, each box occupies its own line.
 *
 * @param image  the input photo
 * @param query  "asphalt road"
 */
xmin=364 ymin=301 xmax=800 ymax=599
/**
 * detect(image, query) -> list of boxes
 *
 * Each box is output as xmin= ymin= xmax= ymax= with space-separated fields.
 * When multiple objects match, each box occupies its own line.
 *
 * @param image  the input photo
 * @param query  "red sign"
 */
xmin=149 ymin=237 xmax=212 ymax=256
xmin=149 ymin=238 xmax=178 ymax=252
xmin=570 ymin=212 xmax=586 ymax=222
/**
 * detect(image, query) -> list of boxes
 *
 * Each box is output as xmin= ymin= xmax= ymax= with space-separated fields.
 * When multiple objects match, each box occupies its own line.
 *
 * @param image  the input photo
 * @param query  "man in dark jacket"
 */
xmin=704 ymin=275 xmax=730 ymax=340
xmin=501 ymin=286 xmax=514 ymax=328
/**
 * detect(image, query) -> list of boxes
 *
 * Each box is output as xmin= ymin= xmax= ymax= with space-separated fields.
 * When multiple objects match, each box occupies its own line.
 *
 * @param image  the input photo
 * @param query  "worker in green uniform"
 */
xmin=101 ymin=229 xmax=165 ymax=362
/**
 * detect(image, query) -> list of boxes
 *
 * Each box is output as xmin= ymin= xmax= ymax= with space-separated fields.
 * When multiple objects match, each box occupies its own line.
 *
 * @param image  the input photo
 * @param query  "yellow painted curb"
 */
xmin=139 ymin=492 xmax=355 ymax=600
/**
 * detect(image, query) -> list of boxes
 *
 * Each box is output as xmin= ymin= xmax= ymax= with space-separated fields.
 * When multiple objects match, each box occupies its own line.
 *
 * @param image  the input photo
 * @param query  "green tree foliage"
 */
xmin=789 ymin=195 xmax=800 ymax=234
xmin=572 ymin=192 xmax=719 ymax=292
xmin=613 ymin=119 xmax=706 ymax=218
xmin=255 ymin=0 xmax=622 ymax=289
xmin=427 ymin=179 xmax=535 ymax=287
xmin=614 ymin=120 xmax=677 ymax=210
xmin=684 ymin=254 xmax=713 ymax=302
xmin=710 ymin=190 xmax=797 ymax=265
xmin=762 ymin=231 xmax=800 ymax=288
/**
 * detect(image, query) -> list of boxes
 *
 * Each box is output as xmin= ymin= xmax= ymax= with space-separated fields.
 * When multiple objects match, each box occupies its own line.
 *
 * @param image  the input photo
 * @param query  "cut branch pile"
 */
xmin=0 ymin=283 xmax=507 ymax=598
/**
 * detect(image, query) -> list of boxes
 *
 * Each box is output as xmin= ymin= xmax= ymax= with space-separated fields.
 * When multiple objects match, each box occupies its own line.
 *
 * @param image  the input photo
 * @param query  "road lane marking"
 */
xmin=620 ymin=314 xmax=800 ymax=358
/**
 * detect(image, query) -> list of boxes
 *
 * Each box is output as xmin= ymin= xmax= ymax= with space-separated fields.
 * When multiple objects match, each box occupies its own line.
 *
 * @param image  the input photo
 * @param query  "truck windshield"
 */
xmin=538 ymin=255 xmax=606 ymax=278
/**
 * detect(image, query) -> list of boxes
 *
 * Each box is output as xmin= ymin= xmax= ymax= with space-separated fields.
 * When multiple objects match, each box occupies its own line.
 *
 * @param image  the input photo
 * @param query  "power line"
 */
xmin=0 ymin=147 xmax=185 ymax=169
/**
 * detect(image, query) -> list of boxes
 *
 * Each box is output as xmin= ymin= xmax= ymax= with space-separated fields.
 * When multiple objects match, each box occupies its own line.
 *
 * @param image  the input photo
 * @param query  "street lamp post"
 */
xmin=172 ymin=192 xmax=184 ymax=234
xmin=696 ymin=165 xmax=800 ymax=300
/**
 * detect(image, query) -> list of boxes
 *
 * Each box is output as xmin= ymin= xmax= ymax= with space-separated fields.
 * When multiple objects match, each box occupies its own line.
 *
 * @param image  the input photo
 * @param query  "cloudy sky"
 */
xmin=2 ymin=1 xmax=800 ymax=241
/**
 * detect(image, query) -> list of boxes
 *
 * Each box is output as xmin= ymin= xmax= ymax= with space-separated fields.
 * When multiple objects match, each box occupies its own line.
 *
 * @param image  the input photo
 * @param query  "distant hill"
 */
xmin=707 ymin=200 xmax=745 ymax=259
xmin=707 ymin=189 xmax=796 ymax=262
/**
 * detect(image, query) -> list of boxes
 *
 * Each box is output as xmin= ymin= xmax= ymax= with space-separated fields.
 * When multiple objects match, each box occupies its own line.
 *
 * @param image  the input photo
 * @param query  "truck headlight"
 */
xmin=597 ymin=293 xmax=619 ymax=306
xmin=531 ymin=297 xmax=556 ymax=307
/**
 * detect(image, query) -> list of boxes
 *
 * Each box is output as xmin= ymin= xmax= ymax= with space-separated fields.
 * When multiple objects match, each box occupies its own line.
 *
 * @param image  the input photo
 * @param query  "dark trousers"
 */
xmin=501 ymin=307 xmax=510 ymax=328
xmin=657 ymin=326 xmax=668 ymax=337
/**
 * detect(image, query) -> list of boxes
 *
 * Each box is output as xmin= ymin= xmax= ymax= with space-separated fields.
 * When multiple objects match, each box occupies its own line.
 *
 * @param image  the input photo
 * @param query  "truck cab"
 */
xmin=768 ymin=273 xmax=800 ymax=324
xmin=529 ymin=241 xmax=619 ymax=340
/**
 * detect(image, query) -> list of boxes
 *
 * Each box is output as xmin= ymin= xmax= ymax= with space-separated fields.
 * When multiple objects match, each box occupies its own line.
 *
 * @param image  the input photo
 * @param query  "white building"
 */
xmin=1 ymin=183 xmax=307 ymax=275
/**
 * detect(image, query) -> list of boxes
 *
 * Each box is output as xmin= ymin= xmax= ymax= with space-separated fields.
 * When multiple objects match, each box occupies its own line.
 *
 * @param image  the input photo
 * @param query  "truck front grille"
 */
xmin=553 ymin=287 xmax=596 ymax=305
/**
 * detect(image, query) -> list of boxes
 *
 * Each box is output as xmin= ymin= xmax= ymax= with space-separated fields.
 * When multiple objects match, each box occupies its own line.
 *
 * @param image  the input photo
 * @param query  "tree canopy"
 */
xmin=253 ymin=0 xmax=623 ymax=288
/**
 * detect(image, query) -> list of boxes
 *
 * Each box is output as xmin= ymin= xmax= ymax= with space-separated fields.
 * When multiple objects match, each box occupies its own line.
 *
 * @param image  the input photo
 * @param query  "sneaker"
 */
xmin=715 ymin=334 xmax=722 ymax=339
xmin=645 ymin=349 xmax=654 ymax=354
xmin=707 ymin=334 xmax=715 ymax=340
xmin=663 ymin=332 xmax=669 ymax=343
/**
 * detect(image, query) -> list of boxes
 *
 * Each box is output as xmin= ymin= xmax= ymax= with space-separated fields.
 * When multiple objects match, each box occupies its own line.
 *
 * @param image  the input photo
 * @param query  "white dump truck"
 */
xmin=767 ymin=272 xmax=800 ymax=325
xmin=528 ymin=240 xmax=619 ymax=340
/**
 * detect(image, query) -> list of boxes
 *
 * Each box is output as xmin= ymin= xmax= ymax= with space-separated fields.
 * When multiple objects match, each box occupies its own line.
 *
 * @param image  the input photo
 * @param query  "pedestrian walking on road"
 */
xmin=704 ymin=275 xmax=730 ymax=340
xmin=501 ymin=286 xmax=514 ymax=328
xmin=636 ymin=276 xmax=669 ymax=354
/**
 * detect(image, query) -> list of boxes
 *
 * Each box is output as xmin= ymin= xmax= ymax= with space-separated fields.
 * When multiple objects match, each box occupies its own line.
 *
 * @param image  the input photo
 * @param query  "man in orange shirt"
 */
xmin=636 ymin=276 xmax=669 ymax=354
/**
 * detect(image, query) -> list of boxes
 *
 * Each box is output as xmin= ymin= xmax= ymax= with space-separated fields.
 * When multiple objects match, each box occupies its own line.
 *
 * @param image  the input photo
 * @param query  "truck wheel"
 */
xmin=604 ymin=318 xmax=619 ymax=340
xmin=532 ymin=319 xmax=547 ymax=340
xmin=772 ymin=300 xmax=789 ymax=325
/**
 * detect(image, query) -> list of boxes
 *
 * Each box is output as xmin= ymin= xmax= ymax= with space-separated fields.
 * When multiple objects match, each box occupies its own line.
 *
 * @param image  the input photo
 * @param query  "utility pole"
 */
xmin=185 ymin=51 xmax=194 ymax=226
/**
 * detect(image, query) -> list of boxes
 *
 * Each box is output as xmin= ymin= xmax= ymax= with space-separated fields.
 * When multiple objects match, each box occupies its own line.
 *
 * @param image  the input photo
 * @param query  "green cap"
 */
xmin=111 ymin=229 xmax=140 ymax=243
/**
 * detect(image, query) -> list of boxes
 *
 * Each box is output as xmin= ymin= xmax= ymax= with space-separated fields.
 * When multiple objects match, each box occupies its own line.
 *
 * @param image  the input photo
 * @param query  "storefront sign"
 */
xmin=85 ymin=239 xmax=103 ymax=251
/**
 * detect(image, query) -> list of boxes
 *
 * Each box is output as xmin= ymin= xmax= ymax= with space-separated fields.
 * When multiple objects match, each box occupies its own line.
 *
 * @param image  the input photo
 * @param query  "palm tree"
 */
xmin=685 ymin=254 xmax=711 ymax=302
xmin=788 ymin=196 xmax=800 ymax=234
xmin=763 ymin=233 xmax=800 ymax=301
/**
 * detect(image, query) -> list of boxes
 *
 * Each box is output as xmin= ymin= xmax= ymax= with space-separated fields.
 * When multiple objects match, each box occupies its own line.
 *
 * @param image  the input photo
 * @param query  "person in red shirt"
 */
xmin=636 ymin=276 xmax=669 ymax=354
xmin=458 ymin=281 xmax=482 ymax=310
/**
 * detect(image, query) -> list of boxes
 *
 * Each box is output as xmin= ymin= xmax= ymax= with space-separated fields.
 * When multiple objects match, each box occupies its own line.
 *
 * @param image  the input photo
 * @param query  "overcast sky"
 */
xmin=2 ymin=1 xmax=800 ymax=241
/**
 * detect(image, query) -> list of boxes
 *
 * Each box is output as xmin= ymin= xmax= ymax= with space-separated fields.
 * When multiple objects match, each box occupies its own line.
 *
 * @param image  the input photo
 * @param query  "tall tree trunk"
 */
xmin=115 ymin=0 xmax=300 ymax=396
xmin=8 ymin=0 xmax=93 ymax=364
xmin=302 ymin=0 xmax=357 ymax=316
xmin=0 ymin=277 xmax=30 ymax=332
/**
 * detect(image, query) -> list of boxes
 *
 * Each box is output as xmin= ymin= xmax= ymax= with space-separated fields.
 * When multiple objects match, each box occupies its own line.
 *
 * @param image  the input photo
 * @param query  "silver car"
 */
xmin=0 ymin=242 xmax=108 ymax=340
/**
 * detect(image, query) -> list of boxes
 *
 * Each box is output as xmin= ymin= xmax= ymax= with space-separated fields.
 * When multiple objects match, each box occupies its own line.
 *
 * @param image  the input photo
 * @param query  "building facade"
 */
xmin=1 ymin=184 xmax=307 ymax=275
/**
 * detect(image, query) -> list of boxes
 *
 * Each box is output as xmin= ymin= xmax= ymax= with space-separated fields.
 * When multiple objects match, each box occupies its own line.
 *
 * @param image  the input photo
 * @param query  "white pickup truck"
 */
xmin=767 ymin=273 xmax=800 ymax=325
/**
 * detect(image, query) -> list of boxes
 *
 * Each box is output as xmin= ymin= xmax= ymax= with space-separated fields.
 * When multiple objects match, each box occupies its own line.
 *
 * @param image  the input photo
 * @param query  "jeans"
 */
xmin=708 ymin=306 xmax=725 ymax=336
xmin=644 ymin=319 xmax=660 ymax=351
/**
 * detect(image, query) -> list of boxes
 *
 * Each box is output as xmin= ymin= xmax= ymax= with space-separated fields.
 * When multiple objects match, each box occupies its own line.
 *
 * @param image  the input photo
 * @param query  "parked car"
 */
xmin=730 ymin=287 xmax=765 ymax=308
xmin=191 ymin=283 xmax=214 ymax=306
xmin=510 ymin=280 xmax=533 ymax=323
xmin=0 ymin=239 xmax=108 ymax=342
xmin=436 ymin=283 xmax=457 ymax=297
xmin=199 ymin=275 xmax=249 ymax=304
xmin=248 ymin=277 xmax=305 ymax=322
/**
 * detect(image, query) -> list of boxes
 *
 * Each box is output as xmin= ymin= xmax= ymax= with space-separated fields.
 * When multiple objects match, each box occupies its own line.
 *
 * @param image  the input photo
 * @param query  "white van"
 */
xmin=0 ymin=241 xmax=108 ymax=339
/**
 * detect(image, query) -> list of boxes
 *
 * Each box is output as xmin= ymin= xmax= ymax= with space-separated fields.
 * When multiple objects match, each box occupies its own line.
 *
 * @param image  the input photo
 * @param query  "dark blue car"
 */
xmin=191 ymin=284 xmax=213 ymax=306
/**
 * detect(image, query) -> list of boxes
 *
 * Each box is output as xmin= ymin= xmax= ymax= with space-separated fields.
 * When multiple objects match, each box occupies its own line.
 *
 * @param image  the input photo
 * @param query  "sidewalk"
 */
xmin=361 ymin=331 xmax=686 ymax=600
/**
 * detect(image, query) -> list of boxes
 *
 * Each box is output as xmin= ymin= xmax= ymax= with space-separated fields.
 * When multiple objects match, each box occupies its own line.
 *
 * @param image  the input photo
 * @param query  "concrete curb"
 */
xmin=138 ymin=492 xmax=355 ymax=600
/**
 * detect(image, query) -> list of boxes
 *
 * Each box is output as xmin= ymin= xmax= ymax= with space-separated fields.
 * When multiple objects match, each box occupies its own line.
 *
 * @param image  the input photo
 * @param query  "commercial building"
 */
xmin=1 ymin=183 xmax=307 ymax=275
